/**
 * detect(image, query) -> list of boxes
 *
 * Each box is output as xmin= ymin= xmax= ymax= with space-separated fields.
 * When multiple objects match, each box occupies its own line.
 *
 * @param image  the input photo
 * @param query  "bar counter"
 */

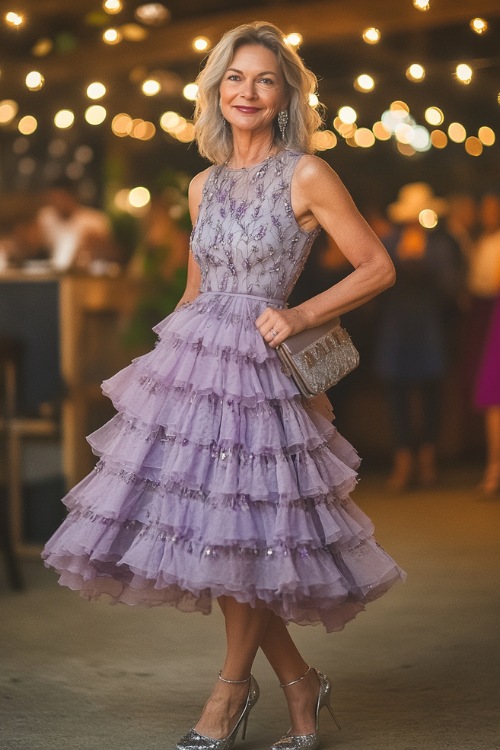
xmin=1 ymin=268 xmax=147 ymax=553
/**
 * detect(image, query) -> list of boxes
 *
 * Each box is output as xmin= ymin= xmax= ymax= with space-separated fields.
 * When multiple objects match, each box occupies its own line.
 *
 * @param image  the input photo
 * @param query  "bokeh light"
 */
xmin=183 ymin=83 xmax=199 ymax=101
xmin=354 ymin=74 xmax=375 ymax=92
xmin=406 ymin=64 xmax=425 ymax=82
xmin=103 ymin=0 xmax=123 ymax=13
xmin=142 ymin=79 xmax=161 ymax=96
xmin=478 ymin=126 xmax=495 ymax=146
xmin=362 ymin=28 xmax=381 ymax=44
xmin=193 ymin=36 xmax=210 ymax=52
xmin=419 ymin=209 xmax=438 ymax=228
xmin=25 ymin=71 xmax=45 ymax=91
xmin=470 ymin=18 xmax=488 ymax=35
xmin=54 ymin=109 xmax=75 ymax=129
xmin=0 ymin=100 xmax=19 ymax=124
xmin=430 ymin=130 xmax=448 ymax=149
xmin=456 ymin=63 xmax=473 ymax=84
xmin=18 ymin=115 xmax=38 ymax=135
xmin=85 ymin=105 xmax=107 ymax=125
xmin=465 ymin=136 xmax=483 ymax=156
xmin=338 ymin=106 xmax=357 ymax=124
xmin=448 ymin=122 xmax=466 ymax=143
xmin=285 ymin=33 xmax=302 ymax=47
xmin=87 ymin=82 xmax=106 ymax=100
xmin=128 ymin=186 xmax=151 ymax=209
xmin=425 ymin=107 xmax=444 ymax=126
xmin=103 ymin=28 xmax=122 ymax=44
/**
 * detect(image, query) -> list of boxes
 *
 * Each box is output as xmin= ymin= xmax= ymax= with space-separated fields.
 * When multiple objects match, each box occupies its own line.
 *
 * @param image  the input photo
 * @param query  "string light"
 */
xmin=354 ymin=128 xmax=375 ymax=148
xmin=413 ymin=0 xmax=430 ymax=11
xmin=112 ymin=113 xmax=133 ymax=137
xmin=86 ymin=82 xmax=106 ymax=100
xmin=308 ymin=93 xmax=319 ymax=107
xmin=430 ymin=130 xmax=448 ymax=149
xmin=338 ymin=106 xmax=357 ymax=124
xmin=372 ymin=121 xmax=391 ymax=141
xmin=425 ymin=107 xmax=444 ymax=126
xmin=362 ymin=28 xmax=380 ymax=44
xmin=285 ymin=33 xmax=302 ymax=47
xmin=85 ymin=105 xmax=107 ymax=125
xmin=25 ymin=71 xmax=45 ymax=90
xmin=465 ymin=136 xmax=483 ymax=156
xmin=193 ymin=36 xmax=210 ymax=52
xmin=18 ymin=115 xmax=38 ymax=135
xmin=456 ymin=64 xmax=473 ymax=85
xmin=103 ymin=0 xmax=123 ymax=13
xmin=103 ymin=28 xmax=122 ymax=44
xmin=142 ymin=79 xmax=161 ymax=96
xmin=470 ymin=18 xmax=488 ymax=35
xmin=160 ymin=111 xmax=181 ymax=132
xmin=0 ymin=99 xmax=18 ymax=124
xmin=354 ymin=74 xmax=375 ymax=92
xmin=448 ymin=122 xmax=466 ymax=143
xmin=406 ymin=64 xmax=425 ymax=82
xmin=478 ymin=126 xmax=495 ymax=146
xmin=128 ymin=186 xmax=151 ymax=208
xmin=419 ymin=209 xmax=438 ymax=228
xmin=5 ymin=11 xmax=24 ymax=27
xmin=183 ymin=83 xmax=199 ymax=101
xmin=54 ymin=109 xmax=75 ymax=129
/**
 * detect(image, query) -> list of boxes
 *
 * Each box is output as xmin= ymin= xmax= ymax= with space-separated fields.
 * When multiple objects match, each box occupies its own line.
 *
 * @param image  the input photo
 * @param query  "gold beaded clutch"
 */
xmin=276 ymin=317 xmax=359 ymax=398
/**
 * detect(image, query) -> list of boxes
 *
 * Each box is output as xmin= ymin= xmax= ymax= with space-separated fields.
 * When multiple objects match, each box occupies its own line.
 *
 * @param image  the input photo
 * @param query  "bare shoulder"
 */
xmin=294 ymin=154 xmax=341 ymax=187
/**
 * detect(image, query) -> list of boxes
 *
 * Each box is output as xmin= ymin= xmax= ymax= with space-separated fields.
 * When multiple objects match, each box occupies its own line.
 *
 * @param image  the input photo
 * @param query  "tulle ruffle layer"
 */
xmin=42 ymin=292 xmax=405 ymax=631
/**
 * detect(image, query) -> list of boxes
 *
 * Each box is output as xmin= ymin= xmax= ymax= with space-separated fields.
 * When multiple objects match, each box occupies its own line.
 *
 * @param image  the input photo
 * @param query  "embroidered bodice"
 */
xmin=190 ymin=150 xmax=320 ymax=302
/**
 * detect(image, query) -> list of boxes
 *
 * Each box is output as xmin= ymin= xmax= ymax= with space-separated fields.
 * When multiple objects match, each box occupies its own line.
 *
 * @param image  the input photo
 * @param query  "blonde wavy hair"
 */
xmin=194 ymin=21 xmax=323 ymax=164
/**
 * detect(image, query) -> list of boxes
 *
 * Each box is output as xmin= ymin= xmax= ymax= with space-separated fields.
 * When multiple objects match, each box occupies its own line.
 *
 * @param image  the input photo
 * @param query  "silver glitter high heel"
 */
xmin=270 ymin=666 xmax=340 ymax=750
xmin=176 ymin=672 xmax=260 ymax=750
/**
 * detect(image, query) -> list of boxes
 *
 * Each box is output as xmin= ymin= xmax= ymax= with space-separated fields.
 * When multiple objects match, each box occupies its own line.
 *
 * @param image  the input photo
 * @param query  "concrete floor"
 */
xmin=1 ymin=468 xmax=499 ymax=750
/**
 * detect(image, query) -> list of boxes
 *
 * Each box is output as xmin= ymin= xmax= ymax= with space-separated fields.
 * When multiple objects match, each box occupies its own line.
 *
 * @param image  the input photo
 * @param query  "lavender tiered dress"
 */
xmin=42 ymin=150 xmax=405 ymax=632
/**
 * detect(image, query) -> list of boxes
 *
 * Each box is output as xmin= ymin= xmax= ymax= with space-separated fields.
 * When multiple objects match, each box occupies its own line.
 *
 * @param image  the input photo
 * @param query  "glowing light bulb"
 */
xmin=338 ymin=106 xmax=357 ymax=124
xmin=354 ymin=74 xmax=375 ymax=92
xmin=0 ymin=99 xmax=19 ymax=125
xmin=25 ymin=71 xmax=44 ymax=90
xmin=54 ymin=109 xmax=75 ymax=129
xmin=362 ymin=28 xmax=380 ymax=44
xmin=478 ymin=126 xmax=495 ymax=146
xmin=285 ymin=33 xmax=302 ymax=47
xmin=456 ymin=64 xmax=473 ymax=84
xmin=425 ymin=107 xmax=444 ymax=126
xmin=470 ymin=18 xmax=488 ymax=35
xmin=406 ymin=64 xmax=425 ymax=82
xmin=103 ymin=0 xmax=123 ymax=13
xmin=85 ymin=105 xmax=107 ymax=125
xmin=419 ymin=210 xmax=438 ymax=229
xmin=448 ymin=122 xmax=466 ymax=143
xmin=128 ymin=187 xmax=151 ymax=209
xmin=18 ymin=115 xmax=37 ymax=135
xmin=183 ymin=83 xmax=199 ymax=101
xmin=5 ymin=11 xmax=24 ymax=27
xmin=193 ymin=36 xmax=210 ymax=52
xmin=142 ymin=79 xmax=161 ymax=96
xmin=86 ymin=82 xmax=106 ymax=100
xmin=103 ymin=28 xmax=122 ymax=44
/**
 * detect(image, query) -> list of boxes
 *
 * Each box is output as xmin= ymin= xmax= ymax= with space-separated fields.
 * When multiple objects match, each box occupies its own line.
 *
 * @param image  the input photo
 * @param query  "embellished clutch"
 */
xmin=276 ymin=317 xmax=359 ymax=398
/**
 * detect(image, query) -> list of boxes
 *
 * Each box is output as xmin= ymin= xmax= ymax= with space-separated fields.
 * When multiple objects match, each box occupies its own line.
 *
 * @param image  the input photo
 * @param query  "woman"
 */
xmin=474 ymin=294 xmax=500 ymax=494
xmin=42 ymin=22 xmax=405 ymax=750
xmin=374 ymin=183 xmax=461 ymax=491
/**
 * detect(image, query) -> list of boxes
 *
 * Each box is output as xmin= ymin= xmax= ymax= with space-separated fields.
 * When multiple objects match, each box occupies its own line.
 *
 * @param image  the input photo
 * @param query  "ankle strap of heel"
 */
xmin=218 ymin=670 xmax=252 ymax=685
xmin=279 ymin=665 xmax=312 ymax=688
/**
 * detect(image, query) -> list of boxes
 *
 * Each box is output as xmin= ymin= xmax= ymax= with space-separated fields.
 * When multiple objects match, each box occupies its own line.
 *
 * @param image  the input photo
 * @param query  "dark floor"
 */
xmin=1 ymin=468 xmax=499 ymax=750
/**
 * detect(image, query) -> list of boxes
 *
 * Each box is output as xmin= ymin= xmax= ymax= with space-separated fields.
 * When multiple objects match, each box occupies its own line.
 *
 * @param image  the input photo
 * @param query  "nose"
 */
xmin=241 ymin=79 xmax=257 ymax=99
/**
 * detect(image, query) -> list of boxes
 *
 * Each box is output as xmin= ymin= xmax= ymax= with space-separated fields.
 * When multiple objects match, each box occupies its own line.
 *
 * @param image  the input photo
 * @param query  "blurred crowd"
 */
xmin=292 ymin=183 xmax=500 ymax=496
xmin=1 ymin=179 xmax=499 ymax=495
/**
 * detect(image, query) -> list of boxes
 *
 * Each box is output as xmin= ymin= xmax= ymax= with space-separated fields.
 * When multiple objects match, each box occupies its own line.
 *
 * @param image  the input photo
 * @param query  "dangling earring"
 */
xmin=277 ymin=110 xmax=288 ymax=140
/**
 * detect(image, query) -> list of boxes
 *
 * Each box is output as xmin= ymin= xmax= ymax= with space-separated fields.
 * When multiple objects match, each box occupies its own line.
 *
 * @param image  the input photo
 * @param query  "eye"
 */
xmin=227 ymin=74 xmax=240 ymax=81
xmin=259 ymin=77 xmax=274 ymax=85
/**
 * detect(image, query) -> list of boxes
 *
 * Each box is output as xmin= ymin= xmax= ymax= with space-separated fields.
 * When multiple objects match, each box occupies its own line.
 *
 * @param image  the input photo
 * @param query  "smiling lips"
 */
xmin=234 ymin=106 xmax=261 ymax=113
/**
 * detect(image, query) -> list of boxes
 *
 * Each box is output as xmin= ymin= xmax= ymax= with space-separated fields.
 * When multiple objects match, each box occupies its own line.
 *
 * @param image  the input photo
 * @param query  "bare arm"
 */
xmin=174 ymin=168 xmax=210 ymax=309
xmin=256 ymin=156 xmax=395 ymax=346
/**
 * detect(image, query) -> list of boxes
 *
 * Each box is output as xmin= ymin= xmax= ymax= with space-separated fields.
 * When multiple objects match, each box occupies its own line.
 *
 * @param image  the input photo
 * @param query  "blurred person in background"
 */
xmin=375 ymin=183 xmax=461 ymax=491
xmin=37 ymin=179 xmax=121 ymax=272
xmin=461 ymin=194 xmax=500 ymax=403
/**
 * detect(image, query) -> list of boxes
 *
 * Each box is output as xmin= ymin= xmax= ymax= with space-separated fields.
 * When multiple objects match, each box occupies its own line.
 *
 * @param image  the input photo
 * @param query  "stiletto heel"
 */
xmin=270 ymin=666 xmax=340 ymax=750
xmin=176 ymin=673 xmax=259 ymax=750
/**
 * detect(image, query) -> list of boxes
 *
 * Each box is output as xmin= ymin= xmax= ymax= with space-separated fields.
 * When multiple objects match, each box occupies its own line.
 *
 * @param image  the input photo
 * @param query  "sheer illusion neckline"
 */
xmin=223 ymin=149 xmax=286 ymax=172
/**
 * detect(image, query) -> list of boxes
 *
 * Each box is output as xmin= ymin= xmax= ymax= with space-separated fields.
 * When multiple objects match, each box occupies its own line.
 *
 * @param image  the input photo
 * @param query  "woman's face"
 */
xmin=219 ymin=43 xmax=287 ymax=137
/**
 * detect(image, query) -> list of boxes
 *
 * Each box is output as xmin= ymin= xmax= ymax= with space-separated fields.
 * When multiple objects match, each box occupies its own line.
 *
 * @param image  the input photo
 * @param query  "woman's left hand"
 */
xmin=255 ymin=306 xmax=310 ymax=348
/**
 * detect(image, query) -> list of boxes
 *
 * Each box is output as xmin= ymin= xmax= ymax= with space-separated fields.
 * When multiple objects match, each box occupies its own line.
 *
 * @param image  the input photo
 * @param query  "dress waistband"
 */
xmin=200 ymin=290 xmax=287 ymax=307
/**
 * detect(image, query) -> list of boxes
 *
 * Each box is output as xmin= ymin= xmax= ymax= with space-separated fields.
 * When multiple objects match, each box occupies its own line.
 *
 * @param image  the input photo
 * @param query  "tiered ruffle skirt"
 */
xmin=42 ymin=291 xmax=405 ymax=632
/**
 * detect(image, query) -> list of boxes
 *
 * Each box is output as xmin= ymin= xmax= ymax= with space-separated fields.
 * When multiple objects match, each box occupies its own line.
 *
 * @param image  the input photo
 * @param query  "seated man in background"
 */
xmin=38 ymin=179 xmax=120 ymax=272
